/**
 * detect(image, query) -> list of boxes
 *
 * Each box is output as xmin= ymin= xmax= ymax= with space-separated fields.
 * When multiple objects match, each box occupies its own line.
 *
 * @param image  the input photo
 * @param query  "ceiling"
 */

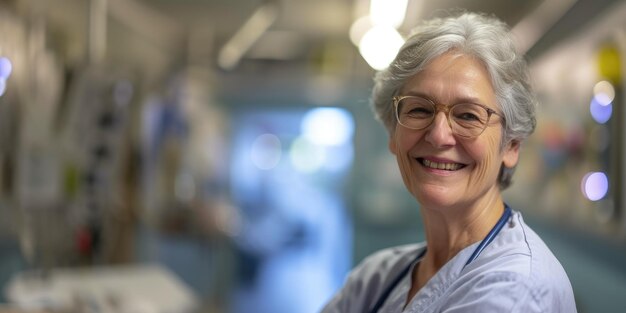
xmin=17 ymin=0 xmax=544 ymax=65
xmin=133 ymin=0 xmax=543 ymax=66
xmin=11 ymin=0 xmax=583 ymax=103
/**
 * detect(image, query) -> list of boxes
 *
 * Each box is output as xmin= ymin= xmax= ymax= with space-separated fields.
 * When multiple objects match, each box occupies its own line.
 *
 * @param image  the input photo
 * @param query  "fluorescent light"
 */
xmin=349 ymin=16 xmax=373 ymax=46
xmin=218 ymin=2 xmax=278 ymax=70
xmin=359 ymin=26 xmax=404 ymax=70
xmin=369 ymin=0 xmax=408 ymax=28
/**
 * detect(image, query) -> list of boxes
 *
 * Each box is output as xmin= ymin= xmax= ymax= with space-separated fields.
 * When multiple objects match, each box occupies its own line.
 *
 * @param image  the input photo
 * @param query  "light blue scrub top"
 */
xmin=321 ymin=210 xmax=577 ymax=313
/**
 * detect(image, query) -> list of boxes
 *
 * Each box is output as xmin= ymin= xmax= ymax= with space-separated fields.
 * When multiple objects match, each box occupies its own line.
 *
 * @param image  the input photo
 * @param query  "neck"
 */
xmin=421 ymin=190 xmax=504 ymax=270
xmin=405 ymin=188 xmax=505 ymax=306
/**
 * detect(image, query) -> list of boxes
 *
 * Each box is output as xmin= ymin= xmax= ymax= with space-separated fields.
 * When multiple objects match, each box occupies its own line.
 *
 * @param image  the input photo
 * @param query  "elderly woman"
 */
xmin=322 ymin=12 xmax=576 ymax=313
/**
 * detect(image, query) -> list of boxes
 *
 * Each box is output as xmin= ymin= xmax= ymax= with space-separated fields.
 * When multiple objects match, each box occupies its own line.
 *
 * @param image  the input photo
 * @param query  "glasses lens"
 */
xmin=396 ymin=97 xmax=435 ymax=129
xmin=450 ymin=103 xmax=490 ymax=137
xmin=395 ymin=97 xmax=493 ymax=137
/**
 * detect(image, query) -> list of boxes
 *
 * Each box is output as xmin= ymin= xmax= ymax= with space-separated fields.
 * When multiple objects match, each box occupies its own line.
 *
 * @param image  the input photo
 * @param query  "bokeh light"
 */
xmin=0 ymin=57 xmax=12 ymax=79
xmin=589 ymin=97 xmax=612 ymax=124
xmin=250 ymin=133 xmax=282 ymax=170
xmin=301 ymin=107 xmax=354 ymax=146
xmin=593 ymin=80 xmax=615 ymax=106
xmin=322 ymin=144 xmax=354 ymax=173
xmin=289 ymin=137 xmax=326 ymax=173
xmin=581 ymin=172 xmax=609 ymax=201
xmin=0 ymin=79 xmax=6 ymax=97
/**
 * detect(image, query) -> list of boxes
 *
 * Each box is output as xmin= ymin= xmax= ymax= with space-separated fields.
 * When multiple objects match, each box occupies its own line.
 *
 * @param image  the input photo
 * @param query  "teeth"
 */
xmin=422 ymin=159 xmax=462 ymax=171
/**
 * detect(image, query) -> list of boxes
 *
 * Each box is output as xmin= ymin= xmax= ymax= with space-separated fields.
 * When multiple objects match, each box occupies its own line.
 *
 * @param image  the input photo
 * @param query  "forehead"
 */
xmin=400 ymin=52 xmax=496 ymax=104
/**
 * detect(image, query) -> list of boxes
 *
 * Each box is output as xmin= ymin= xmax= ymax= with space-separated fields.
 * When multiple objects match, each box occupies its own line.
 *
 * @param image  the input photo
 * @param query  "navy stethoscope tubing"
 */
xmin=464 ymin=205 xmax=512 ymax=266
xmin=368 ymin=205 xmax=513 ymax=313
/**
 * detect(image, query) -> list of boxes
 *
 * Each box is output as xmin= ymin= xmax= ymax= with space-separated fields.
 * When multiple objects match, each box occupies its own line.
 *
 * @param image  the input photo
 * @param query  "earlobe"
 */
xmin=502 ymin=140 xmax=520 ymax=168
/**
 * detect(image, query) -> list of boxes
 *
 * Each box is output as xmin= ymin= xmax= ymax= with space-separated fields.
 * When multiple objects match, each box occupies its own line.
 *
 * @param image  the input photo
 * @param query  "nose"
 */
xmin=424 ymin=112 xmax=457 ymax=147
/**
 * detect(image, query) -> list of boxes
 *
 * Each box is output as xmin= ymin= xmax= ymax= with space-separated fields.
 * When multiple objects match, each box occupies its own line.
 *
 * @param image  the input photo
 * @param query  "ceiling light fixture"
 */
xmin=351 ymin=0 xmax=408 ymax=70
xmin=218 ymin=2 xmax=279 ymax=70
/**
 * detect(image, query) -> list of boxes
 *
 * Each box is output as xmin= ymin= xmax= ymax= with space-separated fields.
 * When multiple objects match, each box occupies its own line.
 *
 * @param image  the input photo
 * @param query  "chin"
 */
xmin=413 ymin=185 xmax=461 ymax=209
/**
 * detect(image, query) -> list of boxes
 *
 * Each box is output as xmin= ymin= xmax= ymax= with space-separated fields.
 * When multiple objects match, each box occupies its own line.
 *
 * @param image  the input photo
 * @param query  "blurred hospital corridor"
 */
xmin=0 ymin=0 xmax=626 ymax=312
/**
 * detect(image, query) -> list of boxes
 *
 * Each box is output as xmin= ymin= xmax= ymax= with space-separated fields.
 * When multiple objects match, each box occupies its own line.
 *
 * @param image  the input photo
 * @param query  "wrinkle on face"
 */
xmin=393 ymin=127 xmax=419 ymax=195
xmin=389 ymin=51 xmax=515 ymax=211
xmin=463 ymin=128 xmax=504 ymax=196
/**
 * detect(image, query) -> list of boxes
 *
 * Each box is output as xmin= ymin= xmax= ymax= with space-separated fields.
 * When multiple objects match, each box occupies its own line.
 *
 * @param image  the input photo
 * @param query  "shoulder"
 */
xmin=444 ymin=210 xmax=577 ymax=312
xmin=444 ymin=270 xmax=576 ymax=313
xmin=321 ymin=243 xmax=426 ymax=313
xmin=466 ymin=210 xmax=572 ymax=283
xmin=442 ymin=270 xmax=543 ymax=312
xmin=513 ymin=211 xmax=577 ymax=311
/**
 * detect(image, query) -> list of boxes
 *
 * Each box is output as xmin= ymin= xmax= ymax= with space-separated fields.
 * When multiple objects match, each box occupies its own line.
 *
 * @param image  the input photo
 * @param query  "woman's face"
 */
xmin=389 ymin=52 xmax=519 ymax=210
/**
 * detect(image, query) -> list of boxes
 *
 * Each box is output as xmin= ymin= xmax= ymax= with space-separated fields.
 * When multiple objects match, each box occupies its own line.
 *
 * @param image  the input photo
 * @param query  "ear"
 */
xmin=502 ymin=140 xmax=520 ymax=168
xmin=388 ymin=136 xmax=397 ymax=155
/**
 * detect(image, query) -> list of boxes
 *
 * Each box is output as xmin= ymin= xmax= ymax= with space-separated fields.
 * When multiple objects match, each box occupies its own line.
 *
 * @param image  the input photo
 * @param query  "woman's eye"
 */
xmin=457 ymin=112 xmax=480 ymax=121
xmin=405 ymin=106 xmax=433 ymax=117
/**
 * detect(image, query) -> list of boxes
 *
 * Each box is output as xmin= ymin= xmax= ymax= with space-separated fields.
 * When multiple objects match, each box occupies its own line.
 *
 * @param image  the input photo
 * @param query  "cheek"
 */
xmin=394 ymin=129 xmax=420 ymax=152
xmin=393 ymin=133 xmax=419 ymax=191
xmin=392 ymin=127 xmax=427 ymax=158
xmin=396 ymin=150 xmax=416 ymax=193
xmin=390 ymin=130 xmax=421 ymax=191
xmin=467 ymin=134 xmax=502 ymax=183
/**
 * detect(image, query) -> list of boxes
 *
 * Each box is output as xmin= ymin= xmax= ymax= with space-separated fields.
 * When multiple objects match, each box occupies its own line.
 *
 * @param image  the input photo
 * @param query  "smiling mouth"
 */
xmin=418 ymin=158 xmax=466 ymax=171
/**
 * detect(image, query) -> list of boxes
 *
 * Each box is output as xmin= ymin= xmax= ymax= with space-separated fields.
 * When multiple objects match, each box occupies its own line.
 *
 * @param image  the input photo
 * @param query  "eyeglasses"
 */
xmin=392 ymin=95 xmax=503 ymax=138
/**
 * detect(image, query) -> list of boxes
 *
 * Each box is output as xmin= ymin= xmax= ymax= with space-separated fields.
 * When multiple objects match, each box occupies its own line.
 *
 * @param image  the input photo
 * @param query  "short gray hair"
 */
xmin=372 ymin=12 xmax=537 ymax=189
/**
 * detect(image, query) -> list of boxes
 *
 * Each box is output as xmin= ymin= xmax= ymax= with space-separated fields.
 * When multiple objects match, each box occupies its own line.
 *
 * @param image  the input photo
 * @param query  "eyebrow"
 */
xmin=401 ymin=90 xmax=485 ymax=105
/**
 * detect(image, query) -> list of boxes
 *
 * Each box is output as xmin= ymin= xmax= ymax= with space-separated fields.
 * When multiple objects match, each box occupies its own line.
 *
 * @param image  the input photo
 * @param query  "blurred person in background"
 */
xmin=322 ymin=12 xmax=576 ymax=313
